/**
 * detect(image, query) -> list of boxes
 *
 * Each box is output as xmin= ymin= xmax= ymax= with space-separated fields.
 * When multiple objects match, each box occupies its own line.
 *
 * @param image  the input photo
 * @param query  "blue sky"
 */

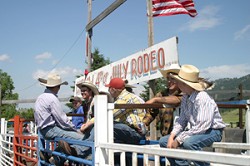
xmin=1 ymin=0 xmax=250 ymax=105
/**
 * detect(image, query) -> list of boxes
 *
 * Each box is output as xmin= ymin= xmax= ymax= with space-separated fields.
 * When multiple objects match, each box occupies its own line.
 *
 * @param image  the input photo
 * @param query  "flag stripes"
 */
xmin=152 ymin=0 xmax=197 ymax=17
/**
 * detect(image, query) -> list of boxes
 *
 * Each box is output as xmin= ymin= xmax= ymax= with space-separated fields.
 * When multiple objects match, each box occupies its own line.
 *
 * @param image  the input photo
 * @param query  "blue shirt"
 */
xmin=34 ymin=89 xmax=76 ymax=131
xmin=72 ymin=106 xmax=85 ymax=129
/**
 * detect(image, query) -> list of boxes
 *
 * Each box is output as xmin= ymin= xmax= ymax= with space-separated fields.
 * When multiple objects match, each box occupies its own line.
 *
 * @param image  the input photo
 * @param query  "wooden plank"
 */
xmin=85 ymin=0 xmax=127 ymax=31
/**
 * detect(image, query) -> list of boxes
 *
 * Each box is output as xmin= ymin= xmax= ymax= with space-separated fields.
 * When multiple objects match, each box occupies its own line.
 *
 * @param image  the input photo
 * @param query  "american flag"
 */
xmin=152 ymin=0 xmax=197 ymax=17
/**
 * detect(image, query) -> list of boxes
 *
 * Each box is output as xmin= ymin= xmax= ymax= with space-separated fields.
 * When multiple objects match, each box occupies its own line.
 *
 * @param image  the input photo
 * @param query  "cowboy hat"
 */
xmin=160 ymin=63 xmax=181 ymax=78
xmin=76 ymin=81 xmax=99 ymax=95
xmin=38 ymin=73 xmax=68 ymax=87
xmin=171 ymin=64 xmax=205 ymax=91
xmin=123 ymin=79 xmax=136 ymax=88
xmin=69 ymin=96 xmax=84 ymax=102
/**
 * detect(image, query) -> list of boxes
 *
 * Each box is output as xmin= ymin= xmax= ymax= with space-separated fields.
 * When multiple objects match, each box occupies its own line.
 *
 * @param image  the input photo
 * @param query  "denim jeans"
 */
xmin=84 ymin=122 xmax=145 ymax=144
xmin=113 ymin=122 xmax=145 ymax=144
xmin=40 ymin=126 xmax=87 ymax=156
xmin=81 ymin=122 xmax=145 ymax=157
xmin=159 ymin=128 xmax=223 ymax=166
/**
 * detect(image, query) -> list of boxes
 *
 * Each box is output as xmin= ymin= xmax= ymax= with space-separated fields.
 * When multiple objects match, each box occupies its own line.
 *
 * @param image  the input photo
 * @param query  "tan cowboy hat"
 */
xmin=76 ymin=81 xmax=99 ymax=95
xmin=171 ymin=64 xmax=205 ymax=91
xmin=38 ymin=73 xmax=68 ymax=87
xmin=160 ymin=63 xmax=181 ymax=78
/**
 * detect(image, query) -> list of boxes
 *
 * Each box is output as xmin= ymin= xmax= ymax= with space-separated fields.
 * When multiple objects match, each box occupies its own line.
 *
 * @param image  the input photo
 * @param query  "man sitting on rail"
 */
xmin=159 ymin=65 xmax=226 ymax=166
xmin=34 ymin=73 xmax=90 ymax=165
xmin=59 ymin=78 xmax=147 ymax=160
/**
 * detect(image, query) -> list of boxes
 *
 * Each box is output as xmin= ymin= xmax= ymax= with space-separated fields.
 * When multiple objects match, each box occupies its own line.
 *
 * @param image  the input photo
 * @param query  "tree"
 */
xmin=67 ymin=48 xmax=111 ymax=109
xmin=19 ymin=108 xmax=34 ymax=120
xmin=139 ymin=78 xmax=167 ymax=101
xmin=90 ymin=48 xmax=111 ymax=71
xmin=0 ymin=69 xmax=19 ymax=119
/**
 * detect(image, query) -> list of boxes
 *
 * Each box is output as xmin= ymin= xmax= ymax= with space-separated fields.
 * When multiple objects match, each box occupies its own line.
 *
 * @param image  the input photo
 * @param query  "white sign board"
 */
xmin=74 ymin=36 xmax=179 ymax=96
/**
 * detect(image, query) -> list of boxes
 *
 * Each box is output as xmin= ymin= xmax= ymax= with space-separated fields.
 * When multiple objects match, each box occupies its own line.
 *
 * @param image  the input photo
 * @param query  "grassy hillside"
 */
xmin=220 ymin=108 xmax=246 ymax=127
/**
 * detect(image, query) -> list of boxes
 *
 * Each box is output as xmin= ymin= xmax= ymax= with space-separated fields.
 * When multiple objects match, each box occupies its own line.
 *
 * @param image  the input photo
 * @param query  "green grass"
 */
xmin=220 ymin=108 xmax=245 ymax=127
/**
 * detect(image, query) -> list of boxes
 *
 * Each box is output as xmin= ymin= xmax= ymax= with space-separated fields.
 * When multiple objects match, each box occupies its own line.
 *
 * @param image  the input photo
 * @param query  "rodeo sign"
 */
xmin=74 ymin=36 xmax=179 ymax=96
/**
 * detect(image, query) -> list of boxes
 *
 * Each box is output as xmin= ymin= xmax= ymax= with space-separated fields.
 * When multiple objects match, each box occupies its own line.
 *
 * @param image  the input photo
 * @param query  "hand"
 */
xmin=167 ymin=136 xmax=174 ymax=148
xmin=80 ymin=124 xmax=87 ymax=133
xmin=80 ymin=121 xmax=94 ymax=133
xmin=167 ymin=134 xmax=179 ymax=149
xmin=171 ymin=140 xmax=180 ymax=148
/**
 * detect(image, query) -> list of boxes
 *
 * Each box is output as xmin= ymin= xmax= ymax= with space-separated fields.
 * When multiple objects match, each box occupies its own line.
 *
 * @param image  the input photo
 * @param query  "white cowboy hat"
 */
xmin=76 ymin=81 xmax=99 ymax=95
xmin=171 ymin=64 xmax=205 ymax=91
xmin=38 ymin=73 xmax=68 ymax=87
xmin=160 ymin=63 xmax=181 ymax=78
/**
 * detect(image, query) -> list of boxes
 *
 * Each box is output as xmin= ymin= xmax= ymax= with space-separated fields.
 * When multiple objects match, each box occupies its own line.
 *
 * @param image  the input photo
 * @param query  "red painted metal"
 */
xmin=13 ymin=115 xmax=38 ymax=166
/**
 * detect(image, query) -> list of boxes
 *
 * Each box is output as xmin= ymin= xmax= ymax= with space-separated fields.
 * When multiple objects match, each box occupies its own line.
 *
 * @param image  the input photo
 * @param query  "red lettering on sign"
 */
xmin=131 ymin=58 xmax=137 ymax=79
xmin=158 ymin=48 xmax=165 ymax=69
xmin=137 ymin=56 xmax=143 ymax=75
xmin=143 ymin=53 xmax=150 ymax=73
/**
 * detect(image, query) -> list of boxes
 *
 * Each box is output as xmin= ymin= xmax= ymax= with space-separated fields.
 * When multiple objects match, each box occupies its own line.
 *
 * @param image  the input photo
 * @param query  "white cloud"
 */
xmin=32 ymin=66 xmax=83 ymax=81
xmin=234 ymin=24 xmax=250 ymax=40
xmin=35 ymin=52 xmax=52 ymax=63
xmin=0 ymin=54 xmax=10 ymax=62
xmin=182 ymin=5 xmax=222 ymax=32
xmin=201 ymin=64 xmax=250 ymax=80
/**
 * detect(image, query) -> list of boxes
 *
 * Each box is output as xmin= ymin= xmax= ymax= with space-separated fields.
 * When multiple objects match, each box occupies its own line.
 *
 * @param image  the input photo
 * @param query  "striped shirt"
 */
xmin=172 ymin=91 xmax=226 ymax=144
xmin=34 ymin=89 xmax=76 ymax=131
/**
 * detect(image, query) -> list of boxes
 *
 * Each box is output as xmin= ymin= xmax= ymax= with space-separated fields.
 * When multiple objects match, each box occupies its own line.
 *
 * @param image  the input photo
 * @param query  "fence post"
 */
xmin=95 ymin=95 xmax=108 ymax=165
xmin=245 ymin=105 xmax=250 ymax=155
xmin=0 ymin=118 xmax=5 ymax=161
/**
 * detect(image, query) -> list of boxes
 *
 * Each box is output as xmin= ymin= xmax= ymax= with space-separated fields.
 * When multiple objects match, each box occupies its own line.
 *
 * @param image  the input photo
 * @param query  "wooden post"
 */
xmin=239 ymin=84 xmax=243 ymax=128
xmin=146 ymin=0 xmax=157 ymax=140
xmin=87 ymin=0 xmax=92 ymax=72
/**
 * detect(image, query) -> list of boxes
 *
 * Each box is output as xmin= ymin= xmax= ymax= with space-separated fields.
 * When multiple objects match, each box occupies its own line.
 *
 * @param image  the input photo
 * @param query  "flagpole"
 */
xmin=87 ymin=0 xmax=92 ymax=72
xmin=147 ymin=0 xmax=157 ymax=140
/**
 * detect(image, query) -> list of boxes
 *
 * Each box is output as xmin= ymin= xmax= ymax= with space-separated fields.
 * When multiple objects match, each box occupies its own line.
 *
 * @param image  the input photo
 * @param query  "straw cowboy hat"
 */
xmin=160 ymin=63 xmax=181 ymax=78
xmin=171 ymin=64 xmax=205 ymax=91
xmin=76 ymin=81 xmax=99 ymax=95
xmin=38 ymin=73 xmax=68 ymax=87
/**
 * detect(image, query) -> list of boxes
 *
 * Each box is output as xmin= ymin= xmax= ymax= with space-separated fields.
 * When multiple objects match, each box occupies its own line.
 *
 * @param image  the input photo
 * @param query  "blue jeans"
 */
xmin=159 ymin=128 xmax=223 ymax=166
xmin=81 ymin=122 xmax=145 ymax=156
xmin=114 ymin=122 xmax=145 ymax=144
xmin=40 ymin=126 xmax=86 ymax=156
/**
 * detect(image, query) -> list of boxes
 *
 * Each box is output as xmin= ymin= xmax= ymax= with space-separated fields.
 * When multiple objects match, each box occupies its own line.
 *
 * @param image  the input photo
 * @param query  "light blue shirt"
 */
xmin=172 ymin=91 xmax=226 ymax=144
xmin=34 ymin=89 xmax=76 ymax=131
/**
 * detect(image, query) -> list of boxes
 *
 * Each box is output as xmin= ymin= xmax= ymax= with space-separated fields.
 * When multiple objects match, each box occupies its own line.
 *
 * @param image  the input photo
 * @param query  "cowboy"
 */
xmin=76 ymin=81 xmax=99 ymax=134
xmin=34 ymin=73 xmax=89 ymax=164
xmin=144 ymin=63 xmax=182 ymax=136
xmin=159 ymin=65 xmax=226 ymax=166
xmin=69 ymin=96 xmax=85 ymax=130
xmin=106 ymin=77 xmax=146 ymax=143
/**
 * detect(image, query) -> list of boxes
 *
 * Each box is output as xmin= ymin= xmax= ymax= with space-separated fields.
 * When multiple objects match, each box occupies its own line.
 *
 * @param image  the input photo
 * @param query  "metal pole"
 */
xmin=87 ymin=0 xmax=92 ymax=71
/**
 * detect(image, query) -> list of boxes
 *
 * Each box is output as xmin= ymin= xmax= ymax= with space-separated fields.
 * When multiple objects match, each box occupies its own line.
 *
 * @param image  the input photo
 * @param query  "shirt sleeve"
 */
xmin=51 ymin=100 xmax=76 ymax=131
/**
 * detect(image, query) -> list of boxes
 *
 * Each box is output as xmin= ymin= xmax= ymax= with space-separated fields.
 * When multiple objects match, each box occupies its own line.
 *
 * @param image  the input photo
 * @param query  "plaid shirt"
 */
xmin=114 ymin=89 xmax=146 ymax=130
xmin=143 ymin=90 xmax=182 ymax=136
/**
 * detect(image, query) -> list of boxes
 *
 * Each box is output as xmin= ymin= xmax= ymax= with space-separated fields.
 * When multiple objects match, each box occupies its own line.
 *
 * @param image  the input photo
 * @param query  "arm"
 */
xmin=146 ymin=95 xmax=181 ymax=106
xmin=51 ymin=100 xmax=76 ymax=131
